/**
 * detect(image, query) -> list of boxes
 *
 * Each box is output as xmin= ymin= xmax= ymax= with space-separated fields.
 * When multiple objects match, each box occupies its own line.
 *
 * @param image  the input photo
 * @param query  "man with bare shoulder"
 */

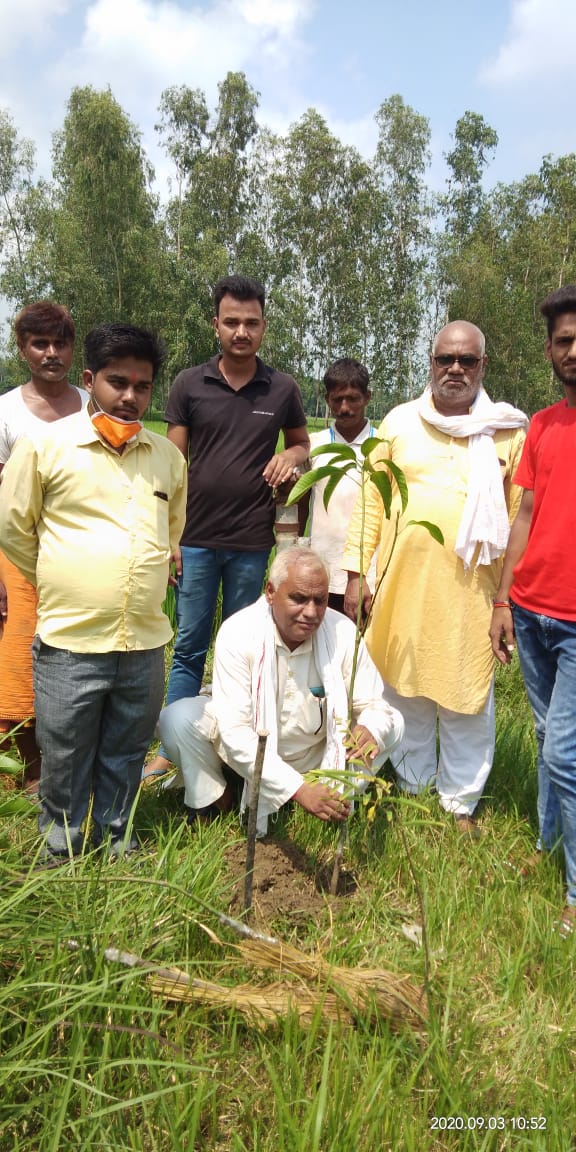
xmin=0 ymin=302 xmax=88 ymax=784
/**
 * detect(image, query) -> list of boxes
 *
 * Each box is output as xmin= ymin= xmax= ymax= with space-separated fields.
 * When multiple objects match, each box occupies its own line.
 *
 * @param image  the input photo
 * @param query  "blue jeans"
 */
xmin=165 ymin=546 xmax=269 ymax=705
xmin=512 ymin=601 xmax=576 ymax=903
xmin=33 ymin=639 xmax=165 ymax=855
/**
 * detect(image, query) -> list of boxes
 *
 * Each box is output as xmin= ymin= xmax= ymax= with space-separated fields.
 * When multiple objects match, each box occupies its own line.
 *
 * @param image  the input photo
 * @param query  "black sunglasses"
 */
xmin=433 ymin=354 xmax=481 ymax=369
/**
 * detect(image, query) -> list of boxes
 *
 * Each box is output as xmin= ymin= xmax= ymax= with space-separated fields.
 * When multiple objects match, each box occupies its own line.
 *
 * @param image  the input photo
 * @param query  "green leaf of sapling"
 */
xmin=381 ymin=459 xmax=409 ymax=512
xmin=360 ymin=436 xmax=383 ymax=458
xmin=368 ymin=469 xmax=393 ymax=518
xmin=310 ymin=442 xmax=358 ymax=462
xmin=285 ymin=465 xmax=338 ymax=505
xmin=407 ymin=519 xmax=445 ymax=545
xmin=322 ymin=470 xmax=343 ymax=511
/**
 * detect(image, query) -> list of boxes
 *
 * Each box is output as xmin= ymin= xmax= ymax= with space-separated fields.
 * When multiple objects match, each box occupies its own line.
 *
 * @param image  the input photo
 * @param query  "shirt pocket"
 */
xmin=135 ymin=479 xmax=171 ymax=554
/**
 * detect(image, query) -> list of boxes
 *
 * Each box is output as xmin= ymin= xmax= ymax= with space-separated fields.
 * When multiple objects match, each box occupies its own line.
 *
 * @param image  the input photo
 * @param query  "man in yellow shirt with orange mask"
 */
xmin=0 ymin=323 xmax=187 ymax=860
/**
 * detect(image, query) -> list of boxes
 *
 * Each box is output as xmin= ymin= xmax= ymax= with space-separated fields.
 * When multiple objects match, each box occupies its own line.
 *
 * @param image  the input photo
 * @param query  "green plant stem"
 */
xmin=330 ymin=511 xmax=401 ymax=896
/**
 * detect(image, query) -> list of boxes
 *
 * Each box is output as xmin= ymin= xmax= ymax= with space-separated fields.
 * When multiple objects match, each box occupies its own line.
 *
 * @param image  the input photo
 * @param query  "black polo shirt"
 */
xmin=165 ymin=355 xmax=306 ymax=550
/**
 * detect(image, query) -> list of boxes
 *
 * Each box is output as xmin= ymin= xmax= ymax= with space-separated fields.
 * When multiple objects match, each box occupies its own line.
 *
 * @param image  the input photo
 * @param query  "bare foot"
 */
xmin=215 ymin=782 xmax=235 ymax=814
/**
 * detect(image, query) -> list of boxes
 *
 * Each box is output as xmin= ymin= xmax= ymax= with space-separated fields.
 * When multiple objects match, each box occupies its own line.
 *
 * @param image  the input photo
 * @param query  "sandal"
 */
xmin=555 ymin=905 xmax=576 ymax=939
xmin=454 ymin=813 xmax=482 ymax=840
xmin=141 ymin=758 xmax=172 ymax=786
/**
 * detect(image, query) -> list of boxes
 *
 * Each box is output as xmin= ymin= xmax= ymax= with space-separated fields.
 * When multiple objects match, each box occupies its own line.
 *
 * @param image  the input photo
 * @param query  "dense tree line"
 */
xmin=1 ymin=75 xmax=575 ymax=417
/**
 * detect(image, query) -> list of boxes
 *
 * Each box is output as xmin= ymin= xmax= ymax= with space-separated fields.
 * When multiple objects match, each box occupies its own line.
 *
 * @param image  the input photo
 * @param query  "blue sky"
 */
xmin=1 ymin=0 xmax=575 ymax=196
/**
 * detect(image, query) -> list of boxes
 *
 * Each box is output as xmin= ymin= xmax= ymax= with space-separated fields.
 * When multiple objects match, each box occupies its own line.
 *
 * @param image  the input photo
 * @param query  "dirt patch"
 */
xmin=224 ymin=836 xmax=357 ymax=929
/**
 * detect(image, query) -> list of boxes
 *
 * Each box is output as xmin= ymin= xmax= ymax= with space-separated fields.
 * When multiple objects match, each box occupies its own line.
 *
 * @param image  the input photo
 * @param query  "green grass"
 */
xmin=1 ymin=665 xmax=575 ymax=1150
xmin=144 ymin=416 xmax=327 ymax=439
xmin=144 ymin=419 xmax=170 ymax=437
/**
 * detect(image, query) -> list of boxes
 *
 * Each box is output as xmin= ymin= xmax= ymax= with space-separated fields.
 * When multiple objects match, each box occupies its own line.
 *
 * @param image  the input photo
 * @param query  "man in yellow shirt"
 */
xmin=0 ymin=323 xmax=187 ymax=860
xmin=343 ymin=321 xmax=527 ymax=834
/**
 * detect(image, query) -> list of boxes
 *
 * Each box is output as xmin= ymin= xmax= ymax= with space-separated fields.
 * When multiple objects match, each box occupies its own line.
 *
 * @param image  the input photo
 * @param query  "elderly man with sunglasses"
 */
xmin=343 ymin=321 xmax=528 ymax=834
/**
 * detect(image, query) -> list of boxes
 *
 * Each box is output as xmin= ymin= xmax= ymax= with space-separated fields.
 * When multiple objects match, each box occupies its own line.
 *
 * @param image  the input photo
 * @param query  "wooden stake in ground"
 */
xmin=243 ymin=730 xmax=268 ymax=914
xmin=330 ymin=823 xmax=347 ymax=896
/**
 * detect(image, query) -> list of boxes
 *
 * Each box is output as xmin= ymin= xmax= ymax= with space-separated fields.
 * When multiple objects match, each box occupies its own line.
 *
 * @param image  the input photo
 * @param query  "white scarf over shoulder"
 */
xmin=417 ymin=386 xmax=528 ymax=570
xmin=249 ymin=599 xmax=349 ymax=835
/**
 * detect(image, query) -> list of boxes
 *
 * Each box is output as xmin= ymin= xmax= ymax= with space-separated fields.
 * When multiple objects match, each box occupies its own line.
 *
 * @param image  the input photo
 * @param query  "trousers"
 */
xmin=165 ymin=546 xmax=270 ymax=705
xmin=384 ymin=681 xmax=495 ymax=815
xmin=33 ymin=638 xmax=164 ymax=855
xmin=512 ymin=601 xmax=576 ymax=904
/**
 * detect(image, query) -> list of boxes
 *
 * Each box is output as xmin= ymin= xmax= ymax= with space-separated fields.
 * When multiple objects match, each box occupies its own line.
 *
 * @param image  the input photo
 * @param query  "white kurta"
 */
xmin=159 ymin=597 xmax=404 ymax=820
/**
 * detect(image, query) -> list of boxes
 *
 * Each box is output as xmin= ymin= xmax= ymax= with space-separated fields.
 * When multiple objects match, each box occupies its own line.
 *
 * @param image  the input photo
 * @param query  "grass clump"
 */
xmin=1 ymin=666 xmax=575 ymax=1150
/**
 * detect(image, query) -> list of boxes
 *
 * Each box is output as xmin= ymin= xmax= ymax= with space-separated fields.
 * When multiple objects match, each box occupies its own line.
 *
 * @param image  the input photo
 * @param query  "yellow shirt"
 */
xmin=0 ymin=409 xmax=187 ymax=652
xmin=342 ymin=399 xmax=526 ymax=713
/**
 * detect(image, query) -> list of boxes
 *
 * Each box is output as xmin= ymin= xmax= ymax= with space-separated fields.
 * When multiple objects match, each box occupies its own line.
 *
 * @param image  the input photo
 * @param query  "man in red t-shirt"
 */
xmin=490 ymin=285 xmax=576 ymax=935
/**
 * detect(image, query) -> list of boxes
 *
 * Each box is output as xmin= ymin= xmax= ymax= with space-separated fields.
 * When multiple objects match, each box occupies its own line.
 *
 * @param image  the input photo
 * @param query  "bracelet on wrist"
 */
xmin=492 ymin=599 xmax=511 ymax=609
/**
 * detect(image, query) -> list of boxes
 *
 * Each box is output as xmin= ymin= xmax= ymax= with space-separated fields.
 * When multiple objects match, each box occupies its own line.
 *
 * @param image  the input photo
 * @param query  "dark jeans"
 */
xmin=165 ymin=546 xmax=269 ymax=704
xmin=512 ymin=601 xmax=576 ymax=903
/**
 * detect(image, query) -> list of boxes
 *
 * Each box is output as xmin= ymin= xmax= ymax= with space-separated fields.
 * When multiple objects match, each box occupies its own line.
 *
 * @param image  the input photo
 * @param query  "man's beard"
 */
xmin=553 ymin=363 xmax=576 ymax=387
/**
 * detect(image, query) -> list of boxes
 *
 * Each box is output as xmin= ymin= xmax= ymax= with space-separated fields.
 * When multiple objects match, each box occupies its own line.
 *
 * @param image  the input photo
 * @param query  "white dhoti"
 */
xmin=385 ymin=680 xmax=495 ymax=815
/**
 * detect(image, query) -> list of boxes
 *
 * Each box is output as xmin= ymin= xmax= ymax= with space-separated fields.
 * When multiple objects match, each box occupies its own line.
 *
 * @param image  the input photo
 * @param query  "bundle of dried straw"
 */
xmin=147 ymin=935 xmax=427 ymax=1032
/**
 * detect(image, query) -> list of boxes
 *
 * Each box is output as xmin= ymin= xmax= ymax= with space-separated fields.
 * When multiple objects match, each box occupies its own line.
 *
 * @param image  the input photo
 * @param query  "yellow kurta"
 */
xmin=342 ymin=398 xmax=526 ymax=713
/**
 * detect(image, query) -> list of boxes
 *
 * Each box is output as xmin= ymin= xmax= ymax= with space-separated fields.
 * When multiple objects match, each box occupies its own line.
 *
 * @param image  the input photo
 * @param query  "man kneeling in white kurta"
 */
xmin=159 ymin=548 xmax=404 ymax=835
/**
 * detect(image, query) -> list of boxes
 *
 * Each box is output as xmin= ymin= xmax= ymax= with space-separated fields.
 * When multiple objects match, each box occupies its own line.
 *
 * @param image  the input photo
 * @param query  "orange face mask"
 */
xmin=91 ymin=410 xmax=142 ymax=448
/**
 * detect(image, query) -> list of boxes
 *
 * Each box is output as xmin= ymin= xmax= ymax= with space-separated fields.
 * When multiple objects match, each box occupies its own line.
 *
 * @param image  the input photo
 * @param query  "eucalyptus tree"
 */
xmin=446 ymin=153 xmax=576 ymax=415
xmin=443 ymin=111 xmax=499 ymax=243
xmin=437 ymin=110 xmax=499 ymax=327
xmin=0 ymin=109 xmax=37 ymax=306
xmin=269 ymin=109 xmax=375 ymax=408
xmin=197 ymin=71 xmax=260 ymax=265
xmin=47 ymin=86 xmax=162 ymax=340
xmin=155 ymin=85 xmax=209 ymax=261
xmin=368 ymin=94 xmax=433 ymax=409
xmin=153 ymin=73 xmax=260 ymax=384
xmin=155 ymin=83 xmax=224 ymax=389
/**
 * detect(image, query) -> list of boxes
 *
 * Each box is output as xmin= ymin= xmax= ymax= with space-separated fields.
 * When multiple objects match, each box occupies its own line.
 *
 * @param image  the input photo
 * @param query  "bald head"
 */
xmin=429 ymin=320 xmax=487 ymax=416
xmin=432 ymin=321 xmax=485 ymax=357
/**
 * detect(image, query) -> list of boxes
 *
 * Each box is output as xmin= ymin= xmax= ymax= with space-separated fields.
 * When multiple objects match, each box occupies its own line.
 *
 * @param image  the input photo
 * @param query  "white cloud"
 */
xmin=0 ymin=0 xmax=315 ymax=189
xmin=0 ymin=0 xmax=71 ymax=59
xmin=327 ymin=111 xmax=378 ymax=158
xmin=480 ymin=0 xmax=576 ymax=85
xmin=48 ymin=0 xmax=314 ymax=194
xmin=75 ymin=0 xmax=314 ymax=93
xmin=235 ymin=0 xmax=311 ymax=34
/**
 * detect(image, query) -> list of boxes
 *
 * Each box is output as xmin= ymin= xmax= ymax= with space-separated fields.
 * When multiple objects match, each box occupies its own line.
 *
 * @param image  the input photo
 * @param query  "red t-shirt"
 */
xmin=511 ymin=399 xmax=576 ymax=620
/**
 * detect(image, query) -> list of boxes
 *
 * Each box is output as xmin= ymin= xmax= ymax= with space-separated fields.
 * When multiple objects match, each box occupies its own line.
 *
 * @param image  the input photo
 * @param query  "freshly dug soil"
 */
xmin=224 ymin=836 xmax=357 ymax=928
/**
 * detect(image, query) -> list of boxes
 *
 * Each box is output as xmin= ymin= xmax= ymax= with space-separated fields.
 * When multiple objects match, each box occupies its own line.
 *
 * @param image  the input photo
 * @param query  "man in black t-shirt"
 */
xmin=146 ymin=275 xmax=309 ymax=782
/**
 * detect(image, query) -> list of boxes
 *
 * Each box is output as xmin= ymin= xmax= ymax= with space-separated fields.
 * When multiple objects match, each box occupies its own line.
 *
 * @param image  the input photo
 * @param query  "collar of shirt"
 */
xmin=273 ymin=625 xmax=314 ymax=654
xmin=203 ymin=354 xmax=271 ymax=388
xmin=76 ymin=407 xmax=153 ymax=454
xmin=329 ymin=418 xmax=377 ymax=445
